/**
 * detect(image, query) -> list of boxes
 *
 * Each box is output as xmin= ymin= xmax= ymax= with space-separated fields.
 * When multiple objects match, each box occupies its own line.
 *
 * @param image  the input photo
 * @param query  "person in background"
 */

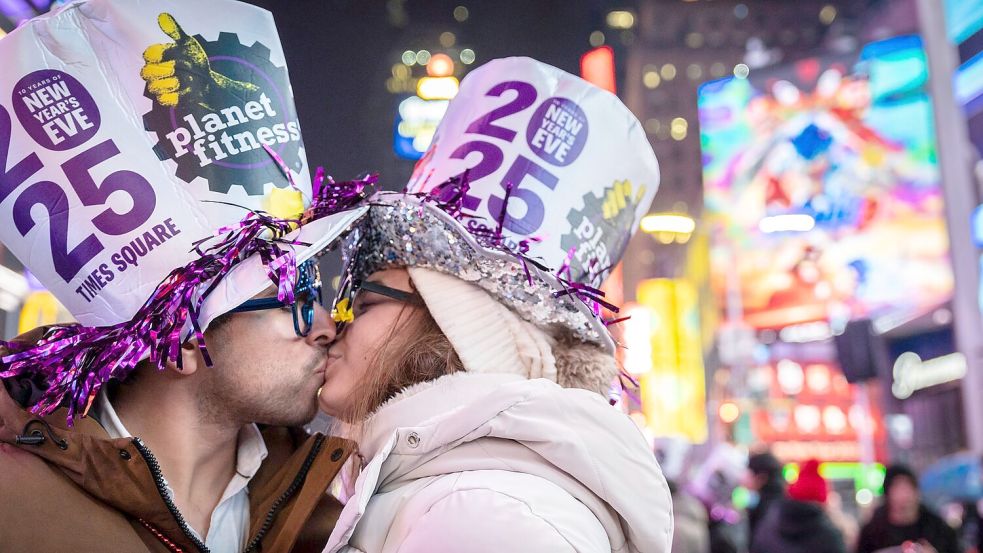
xmin=656 ymin=438 xmax=711 ymax=553
xmin=751 ymin=459 xmax=847 ymax=553
xmin=746 ymin=450 xmax=787 ymax=541
xmin=857 ymin=464 xmax=962 ymax=553
xmin=688 ymin=444 xmax=749 ymax=553
xmin=827 ymin=490 xmax=861 ymax=551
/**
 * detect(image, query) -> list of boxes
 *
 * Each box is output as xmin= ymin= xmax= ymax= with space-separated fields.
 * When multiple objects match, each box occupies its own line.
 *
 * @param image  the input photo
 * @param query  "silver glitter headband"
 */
xmin=339 ymin=193 xmax=615 ymax=352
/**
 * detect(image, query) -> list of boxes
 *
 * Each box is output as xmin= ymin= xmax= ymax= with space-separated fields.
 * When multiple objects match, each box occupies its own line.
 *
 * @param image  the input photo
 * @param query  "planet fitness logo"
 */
xmin=560 ymin=179 xmax=646 ymax=284
xmin=141 ymin=14 xmax=303 ymax=196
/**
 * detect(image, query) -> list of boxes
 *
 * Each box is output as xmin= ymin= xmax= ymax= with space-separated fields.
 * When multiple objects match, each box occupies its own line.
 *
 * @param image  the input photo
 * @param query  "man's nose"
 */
xmin=305 ymin=302 xmax=336 ymax=346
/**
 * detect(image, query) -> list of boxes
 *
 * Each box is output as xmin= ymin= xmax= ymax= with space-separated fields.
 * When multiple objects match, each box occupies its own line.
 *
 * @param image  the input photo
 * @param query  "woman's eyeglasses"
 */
xmin=331 ymin=279 xmax=423 ymax=334
xmin=229 ymin=259 xmax=322 ymax=337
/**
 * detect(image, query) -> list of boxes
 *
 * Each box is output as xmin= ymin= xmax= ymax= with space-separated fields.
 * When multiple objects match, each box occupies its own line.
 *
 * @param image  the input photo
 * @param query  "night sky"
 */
xmin=243 ymin=0 xmax=604 ymax=190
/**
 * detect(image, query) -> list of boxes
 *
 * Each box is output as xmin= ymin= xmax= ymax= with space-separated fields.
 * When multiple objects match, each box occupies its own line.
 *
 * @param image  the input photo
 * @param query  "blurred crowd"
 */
xmin=660 ymin=442 xmax=970 ymax=553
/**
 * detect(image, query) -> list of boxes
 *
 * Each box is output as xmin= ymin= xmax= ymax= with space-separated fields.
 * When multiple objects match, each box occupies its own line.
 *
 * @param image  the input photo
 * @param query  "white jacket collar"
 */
xmin=357 ymin=371 xmax=523 ymax=461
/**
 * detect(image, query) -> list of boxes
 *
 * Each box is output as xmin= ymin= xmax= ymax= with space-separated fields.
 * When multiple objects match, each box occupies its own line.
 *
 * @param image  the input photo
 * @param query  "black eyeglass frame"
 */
xmin=228 ymin=259 xmax=323 ymax=337
xmin=332 ymin=279 xmax=424 ymax=334
xmin=358 ymin=280 xmax=424 ymax=305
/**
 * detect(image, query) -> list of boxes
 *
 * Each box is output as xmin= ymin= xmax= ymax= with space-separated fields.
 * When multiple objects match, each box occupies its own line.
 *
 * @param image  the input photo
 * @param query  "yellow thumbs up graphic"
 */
xmin=140 ymin=13 xmax=258 ymax=110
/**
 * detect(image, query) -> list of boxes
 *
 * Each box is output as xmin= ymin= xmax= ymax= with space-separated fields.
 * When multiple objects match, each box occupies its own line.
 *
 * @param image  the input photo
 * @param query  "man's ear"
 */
xmin=161 ymin=339 xmax=206 ymax=376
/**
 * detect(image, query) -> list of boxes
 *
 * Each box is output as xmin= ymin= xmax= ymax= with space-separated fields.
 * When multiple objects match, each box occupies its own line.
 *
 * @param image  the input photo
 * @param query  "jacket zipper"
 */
xmin=242 ymin=433 xmax=327 ymax=553
xmin=132 ymin=437 xmax=210 ymax=553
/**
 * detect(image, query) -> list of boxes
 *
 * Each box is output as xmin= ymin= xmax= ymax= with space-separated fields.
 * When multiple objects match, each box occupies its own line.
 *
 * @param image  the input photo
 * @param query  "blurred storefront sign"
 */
xmin=0 ymin=246 xmax=27 ymax=338
xmin=393 ymin=96 xmax=449 ymax=160
xmin=580 ymin=46 xmax=616 ymax=94
xmin=17 ymin=289 xmax=65 ymax=334
xmin=891 ymin=351 xmax=967 ymax=399
xmin=699 ymin=32 xmax=960 ymax=465
xmin=945 ymin=0 xmax=983 ymax=158
xmin=621 ymin=303 xmax=653 ymax=376
xmin=391 ymin=47 xmax=466 ymax=160
xmin=728 ymin=359 xmax=889 ymax=463
xmin=783 ymin=461 xmax=886 ymax=501
xmin=772 ymin=441 xmax=864 ymax=463
xmin=632 ymin=278 xmax=708 ymax=443
xmin=0 ymin=244 xmax=72 ymax=338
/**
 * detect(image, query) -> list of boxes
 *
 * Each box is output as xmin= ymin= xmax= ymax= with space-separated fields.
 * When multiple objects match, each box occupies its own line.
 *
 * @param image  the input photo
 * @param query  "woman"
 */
xmin=318 ymin=57 xmax=672 ymax=553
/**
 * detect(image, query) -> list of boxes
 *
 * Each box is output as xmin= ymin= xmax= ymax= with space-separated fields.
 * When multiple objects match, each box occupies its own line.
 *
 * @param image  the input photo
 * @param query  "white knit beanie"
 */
xmin=407 ymin=267 xmax=619 ymax=395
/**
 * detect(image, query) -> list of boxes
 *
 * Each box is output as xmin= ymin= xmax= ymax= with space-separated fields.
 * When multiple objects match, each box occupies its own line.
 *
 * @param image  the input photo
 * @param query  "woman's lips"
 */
xmin=322 ymin=354 xmax=340 ymax=375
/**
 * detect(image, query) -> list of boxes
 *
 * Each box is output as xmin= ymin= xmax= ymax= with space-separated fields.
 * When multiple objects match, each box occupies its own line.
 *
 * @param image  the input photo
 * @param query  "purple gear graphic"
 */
xmin=142 ymin=32 xmax=304 ymax=196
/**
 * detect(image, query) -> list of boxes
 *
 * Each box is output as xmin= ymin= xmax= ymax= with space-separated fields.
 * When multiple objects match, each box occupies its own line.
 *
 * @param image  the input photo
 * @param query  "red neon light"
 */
xmin=580 ymin=46 xmax=616 ymax=93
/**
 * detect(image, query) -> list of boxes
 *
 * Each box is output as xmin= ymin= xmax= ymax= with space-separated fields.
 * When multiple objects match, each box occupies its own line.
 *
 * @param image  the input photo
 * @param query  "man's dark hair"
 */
xmin=883 ymin=463 xmax=919 ymax=495
xmin=119 ymin=311 xmax=236 ymax=386
xmin=748 ymin=451 xmax=783 ymax=478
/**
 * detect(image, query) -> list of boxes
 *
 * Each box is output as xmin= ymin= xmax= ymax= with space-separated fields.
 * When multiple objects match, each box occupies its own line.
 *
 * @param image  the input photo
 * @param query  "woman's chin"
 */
xmin=317 ymin=391 xmax=344 ymax=419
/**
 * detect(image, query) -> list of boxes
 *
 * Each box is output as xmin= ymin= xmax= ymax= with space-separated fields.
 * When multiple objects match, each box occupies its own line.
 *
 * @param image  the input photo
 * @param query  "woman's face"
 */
xmin=319 ymin=268 xmax=418 ymax=419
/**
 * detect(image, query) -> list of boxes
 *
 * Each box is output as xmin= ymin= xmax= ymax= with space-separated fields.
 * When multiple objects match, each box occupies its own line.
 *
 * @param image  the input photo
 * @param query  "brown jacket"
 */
xmin=0 ymin=335 xmax=354 ymax=553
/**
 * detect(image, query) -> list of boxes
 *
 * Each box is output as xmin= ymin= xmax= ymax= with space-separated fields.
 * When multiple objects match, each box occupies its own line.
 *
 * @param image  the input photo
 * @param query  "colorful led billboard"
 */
xmin=699 ymin=35 xmax=952 ymax=330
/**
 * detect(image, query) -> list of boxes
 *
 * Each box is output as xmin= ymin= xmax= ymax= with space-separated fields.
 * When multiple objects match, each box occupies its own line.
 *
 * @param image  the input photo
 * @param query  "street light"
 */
xmin=606 ymin=10 xmax=635 ymax=29
xmin=417 ymin=76 xmax=460 ymax=100
xmin=426 ymin=53 xmax=455 ymax=77
xmin=758 ymin=214 xmax=816 ymax=233
xmin=640 ymin=213 xmax=696 ymax=234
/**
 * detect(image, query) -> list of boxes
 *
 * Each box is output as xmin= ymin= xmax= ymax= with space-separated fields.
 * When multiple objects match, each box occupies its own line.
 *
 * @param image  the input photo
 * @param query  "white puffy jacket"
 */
xmin=323 ymin=372 xmax=674 ymax=552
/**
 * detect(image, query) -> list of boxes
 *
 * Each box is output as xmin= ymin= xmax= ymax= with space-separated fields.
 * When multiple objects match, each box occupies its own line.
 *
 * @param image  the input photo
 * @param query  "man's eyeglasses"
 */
xmin=229 ymin=259 xmax=322 ymax=337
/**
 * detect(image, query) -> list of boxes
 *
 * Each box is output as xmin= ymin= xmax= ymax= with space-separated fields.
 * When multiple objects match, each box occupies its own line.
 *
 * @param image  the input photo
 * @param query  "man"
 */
xmin=751 ymin=459 xmax=847 ymax=553
xmin=857 ymin=464 xmax=960 ymax=553
xmin=0 ymin=269 xmax=353 ymax=552
xmin=746 ymin=450 xmax=787 ymax=541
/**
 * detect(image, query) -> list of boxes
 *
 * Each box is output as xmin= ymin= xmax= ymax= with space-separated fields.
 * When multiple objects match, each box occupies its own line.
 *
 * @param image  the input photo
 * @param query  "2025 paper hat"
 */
xmin=340 ymin=57 xmax=659 ymax=352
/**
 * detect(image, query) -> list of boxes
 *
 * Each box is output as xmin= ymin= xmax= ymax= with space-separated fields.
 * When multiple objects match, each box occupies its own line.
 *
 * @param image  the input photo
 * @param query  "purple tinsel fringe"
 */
xmin=0 ymin=213 xmax=300 ymax=423
xmin=409 ymin=173 xmax=621 ymax=322
xmin=0 ymin=152 xmax=374 ymax=424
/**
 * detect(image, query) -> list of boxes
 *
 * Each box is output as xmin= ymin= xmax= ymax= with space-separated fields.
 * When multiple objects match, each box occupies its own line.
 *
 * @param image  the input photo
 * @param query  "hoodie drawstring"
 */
xmin=15 ymin=418 xmax=68 ymax=450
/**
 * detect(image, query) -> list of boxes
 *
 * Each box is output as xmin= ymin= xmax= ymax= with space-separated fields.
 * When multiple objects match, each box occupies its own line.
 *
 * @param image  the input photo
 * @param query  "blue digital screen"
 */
xmin=945 ymin=0 xmax=983 ymax=45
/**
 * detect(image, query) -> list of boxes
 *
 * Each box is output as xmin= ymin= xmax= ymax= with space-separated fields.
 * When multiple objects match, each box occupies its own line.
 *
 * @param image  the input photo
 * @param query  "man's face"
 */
xmin=198 ymin=286 xmax=335 ymax=427
xmin=887 ymin=476 xmax=921 ymax=521
xmin=741 ymin=469 xmax=769 ymax=492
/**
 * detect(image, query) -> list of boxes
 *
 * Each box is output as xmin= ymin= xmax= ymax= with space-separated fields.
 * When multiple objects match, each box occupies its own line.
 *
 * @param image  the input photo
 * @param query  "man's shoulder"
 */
xmin=0 ymin=443 xmax=155 ymax=550
xmin=0 ymin=442 xmax=123 ymax=515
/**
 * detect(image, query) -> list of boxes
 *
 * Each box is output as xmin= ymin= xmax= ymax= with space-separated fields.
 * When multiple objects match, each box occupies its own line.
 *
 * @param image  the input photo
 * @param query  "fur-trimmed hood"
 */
xmin=407 ymin=266 xmax=620 ymax=396
xmin=326 ymin=371 xmax=673 ymax=553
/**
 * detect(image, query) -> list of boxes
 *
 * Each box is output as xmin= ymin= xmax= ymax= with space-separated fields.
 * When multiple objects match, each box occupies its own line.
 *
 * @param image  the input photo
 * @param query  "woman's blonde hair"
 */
xmin=339 ymin=283 xmax=464 ymax=429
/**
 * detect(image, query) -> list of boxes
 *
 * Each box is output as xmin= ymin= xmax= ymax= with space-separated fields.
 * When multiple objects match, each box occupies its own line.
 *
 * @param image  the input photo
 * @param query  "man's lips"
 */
xmin=311 ymin=353 xmax=332 ymax=376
